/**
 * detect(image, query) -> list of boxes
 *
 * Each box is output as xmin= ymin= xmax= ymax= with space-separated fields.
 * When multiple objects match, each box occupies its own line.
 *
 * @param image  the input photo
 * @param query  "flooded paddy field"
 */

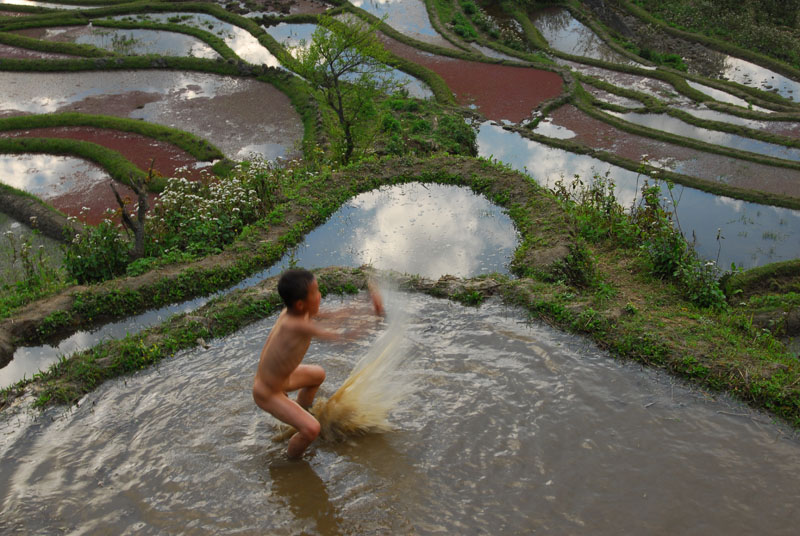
xmin=0 ymin=126 xmax=208 ymax=223
xmin=2 ymin=294 xmax=799 ymax=534
xmin=379 ymin=33 xmax=562 ymax=123
xmin=14 ymin=25 xmax=220 ymax=59
xmin=1 ymin=182 xmax=517 ymax=387
xmin=478 ymin=121 xmax=800 ymax=270
xmin=530 ymin=6 xmax=635 ymax=65
xmin=537 ymin=104 xmax=800 ymax=199
xmin=0 ymin=70 xmax=303 ymax=161
xmin=351 ymin=0 xmax=460 ymax=51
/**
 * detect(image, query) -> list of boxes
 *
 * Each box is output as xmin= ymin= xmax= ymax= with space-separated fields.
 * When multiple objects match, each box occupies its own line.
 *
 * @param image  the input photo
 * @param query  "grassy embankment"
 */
xmin=0 ymin=1 xmax=798 ymax=429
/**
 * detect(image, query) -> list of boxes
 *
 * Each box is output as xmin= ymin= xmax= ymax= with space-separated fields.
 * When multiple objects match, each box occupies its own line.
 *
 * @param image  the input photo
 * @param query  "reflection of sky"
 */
xmin=264 ymin=22 xmax=317 ymax=57
xmin=477 ymin=122 xmax=800 ymax=269
xmin=74 ymin=28 xmax=219 ymax=59
xmin=686 ymin=81 xmax=771 ymax=112
xmin=0 ymin=0 xmax=82 ymax=8
xmin=351 ymin=0 xmax=440 ymax=38
xmin=722 ymin=56 xmax=800 ymax=103
xmin=111 ymin=12 xmax=280 ymax=66
xmin=0 ymin=153 xmax=108 ymax=198
xmin=609 ymin=111 xmax=800 ymax=162
xmin=678 ymin=105 xmax=768 ymax=130
xmin=531 ymin=7 xmax=635 ymax=65
xmin=249 ymin=183 xmax=518 ymax=279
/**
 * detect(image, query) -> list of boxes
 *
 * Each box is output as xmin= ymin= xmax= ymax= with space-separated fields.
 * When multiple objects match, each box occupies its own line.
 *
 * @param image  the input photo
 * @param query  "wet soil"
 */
xmin=379 ymin=34 xmax=564 ymax=123
xmin=549 ymin=104 xmax=800 ymax=199
xmin=1 ymin=126 xmax=207 ymax=224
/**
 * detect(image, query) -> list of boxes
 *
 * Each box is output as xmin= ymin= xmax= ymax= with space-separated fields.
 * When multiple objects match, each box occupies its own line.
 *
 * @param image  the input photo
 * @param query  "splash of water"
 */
xmin=275 ymin=292 xmax=416 ymax=442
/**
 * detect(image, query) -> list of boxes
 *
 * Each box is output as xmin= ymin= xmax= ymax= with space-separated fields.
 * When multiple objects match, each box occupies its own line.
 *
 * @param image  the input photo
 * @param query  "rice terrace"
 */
xmin=1 ymin=0 xmax=800 ymax=533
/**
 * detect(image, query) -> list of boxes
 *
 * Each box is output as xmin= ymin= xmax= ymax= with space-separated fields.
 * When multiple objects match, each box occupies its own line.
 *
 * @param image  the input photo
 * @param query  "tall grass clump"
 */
xmin=552 ymin=170 xmax=727 ymax=309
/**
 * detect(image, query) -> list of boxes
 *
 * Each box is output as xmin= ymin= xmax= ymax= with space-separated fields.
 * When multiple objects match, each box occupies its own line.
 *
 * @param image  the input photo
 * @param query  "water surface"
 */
xmin=720 ymin=56 xmax=800 ymax=103
xmin=107 ymin=12 xmax=280 ymax=66
xmin=0 ymin=212 xmax=62 ymax=287
xmin=22 ymin=25 xmax=220 ymax=58
xmin=350 ymin=0 xmax=458 ymax=50
xmin=478 ymin=121 xmax=800 ymax=270
xmin=530 ymin=6 xmax=634 ymax=65
xmin=2 ymin=182 xmax=517 ymax=386
xmin=2 ymin=294 xmax=798 ymax=534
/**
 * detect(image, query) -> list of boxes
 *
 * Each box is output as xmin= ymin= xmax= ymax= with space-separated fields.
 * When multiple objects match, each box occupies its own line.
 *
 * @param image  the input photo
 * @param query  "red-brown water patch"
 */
xmin=0 ymin=42 xmax=76 ymax=60
xmin=0 ymin=126 xmax=207 ymax=180
xmin=548 ymin=104 xmax=800 ymax=199
xmin=0 ymin=71 xmax=303 ymax=160
xmin=0 ymin=127 xmax=209 ymax=224
xmin=0 ymin=153 xmax=150 ymax=226
xmin=380 ymin=34 xmax=563 ymax=123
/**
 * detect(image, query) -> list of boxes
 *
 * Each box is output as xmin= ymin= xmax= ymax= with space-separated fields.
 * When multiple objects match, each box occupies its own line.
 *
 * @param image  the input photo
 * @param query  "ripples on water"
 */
xmin=2 ymin=294 xmax=799 ymax=534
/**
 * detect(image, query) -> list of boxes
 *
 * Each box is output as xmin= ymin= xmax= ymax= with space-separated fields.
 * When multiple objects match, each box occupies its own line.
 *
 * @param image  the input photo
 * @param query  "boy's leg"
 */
xmin=283 ymin=364 xmax=325 ymax=409
xmin=253 ymin=382 xmax=321 ymax=459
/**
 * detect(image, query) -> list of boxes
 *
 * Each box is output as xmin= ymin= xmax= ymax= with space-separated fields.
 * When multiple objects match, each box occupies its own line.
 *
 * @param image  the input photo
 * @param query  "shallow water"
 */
xmin=686 ymin=80 xmax=772 ymax=112
xmin=530 ymin=6 xmax=634 ymax=65
xmin=23 ymin=25 xmax=220 ymax=59
xmin=350 ymin=0 xmax=458 ymax=50
xmin=2 ymin=294 xmax=799 ymax=534
xmin=678 ymin=105 xmax=800 ymax=140
xmin=719 ymin=56 xmax=800 ymax=103
xmin=107 ymin=12 xmax=280 ymax=66
xmin=0 ymin=153 xmax=109 ymax=201
xmin=0 ymin=70 xmax=303 ymax=161
xmin=478 ymin=121 xmax=800 ymax=270
xmin=2 ymin=182 xmax=516 ymax=387
xmin=608 ymin=110 xmax=800 ymax=163
xmin=0 ymin=0 xmax=83 ymax=9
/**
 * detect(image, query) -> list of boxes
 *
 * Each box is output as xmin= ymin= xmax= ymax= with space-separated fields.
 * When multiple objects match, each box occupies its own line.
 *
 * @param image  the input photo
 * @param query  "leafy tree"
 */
xmin=292 ymin=15 xmax=403 ymax=163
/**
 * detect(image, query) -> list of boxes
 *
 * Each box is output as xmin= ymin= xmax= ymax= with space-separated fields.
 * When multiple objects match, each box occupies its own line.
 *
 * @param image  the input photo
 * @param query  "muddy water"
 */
xmin=16 ymin=25 xmax=219 ymax=59
xmin=107 ymin=12 xmax=280 ymax=66
xmin=530 ymin=6 xmax=634 ymax=65
xmin=0 ymin=42 xmax=76 ymax=60
xmin=677 ymin=105 xmax=800 ymax=139
xmin=685 ymin=80 xmax=772 ymax=112
xmin=1 ymin=182 xmax=517 ymax=387
xmin=478 ymin=121 xmax=800 ymax=269
xmin=0 ymin=70 xmax=303 ymax=161
xmin=2 ymin=294 xmax=799 ymax=534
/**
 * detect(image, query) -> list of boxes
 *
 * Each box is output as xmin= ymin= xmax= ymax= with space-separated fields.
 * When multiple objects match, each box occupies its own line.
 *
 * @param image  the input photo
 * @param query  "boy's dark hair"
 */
xmin=278 ymin=269 xmax=315 ymax=309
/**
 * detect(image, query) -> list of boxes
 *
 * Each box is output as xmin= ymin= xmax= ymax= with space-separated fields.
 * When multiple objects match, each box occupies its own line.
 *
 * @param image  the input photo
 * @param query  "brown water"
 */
xmin=2 ymin=293 xmax=799 ymax=534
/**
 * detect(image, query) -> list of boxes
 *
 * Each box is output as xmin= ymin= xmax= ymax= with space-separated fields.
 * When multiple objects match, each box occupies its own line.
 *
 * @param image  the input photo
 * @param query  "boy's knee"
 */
xmin=300 ymin=418 xmax=321 ymax=441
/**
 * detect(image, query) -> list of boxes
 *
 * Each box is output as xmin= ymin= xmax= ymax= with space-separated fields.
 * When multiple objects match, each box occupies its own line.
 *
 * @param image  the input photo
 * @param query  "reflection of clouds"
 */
xmin=125 ymin=12 xmax=280 ymax=66
xmin=352 ymin=0 xmax=442 ymax=39
xmin=532 ymin=7 xmax=633 ymax=64
xmin=686 ymin=81 xmax=771 ymax=112
xmin=610 ymin=111 xmax=800 ymax=162
xmin=0 ymin=154 xmax=108 ymax=198
xmin=346 ymin=184 xmax=517 ymax=278
xmin=265 ymin=22 xmax=317 ymax=58
xmin=723 ymin=57 xmax=800 ymax=102
xmin=476 ymin=121 xmax=800 ymax=268
xmin=73 ymin=28 xmax=218 ymax=59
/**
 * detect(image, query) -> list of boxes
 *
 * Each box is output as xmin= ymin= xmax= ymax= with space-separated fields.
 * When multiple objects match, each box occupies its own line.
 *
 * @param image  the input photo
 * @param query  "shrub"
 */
xmin=63 ymin=213 xmax=129 ymax=283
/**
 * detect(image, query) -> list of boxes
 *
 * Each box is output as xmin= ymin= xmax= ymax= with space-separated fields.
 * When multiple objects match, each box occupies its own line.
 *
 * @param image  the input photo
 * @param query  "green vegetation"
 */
xmin=1 ymin=0 xmax=800 ymax=432
xmin=627 ymin=0 xmax=800 ymax=69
